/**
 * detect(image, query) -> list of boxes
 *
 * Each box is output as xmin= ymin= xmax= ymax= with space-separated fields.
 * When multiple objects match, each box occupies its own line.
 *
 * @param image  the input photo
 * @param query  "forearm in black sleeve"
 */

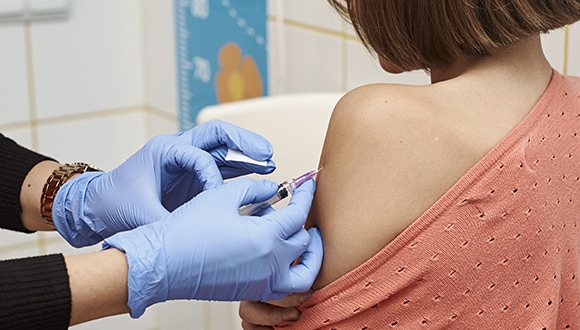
xmin=0 ymin=133 xmax=55 ymax=232
xmin=0 ymin=254 xmax=71 ymax=330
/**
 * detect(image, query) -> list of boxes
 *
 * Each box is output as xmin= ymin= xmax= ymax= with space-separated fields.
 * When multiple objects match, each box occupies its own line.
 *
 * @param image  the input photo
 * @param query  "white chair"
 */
xmin=197 ymin=92 xmax=343 ymax=195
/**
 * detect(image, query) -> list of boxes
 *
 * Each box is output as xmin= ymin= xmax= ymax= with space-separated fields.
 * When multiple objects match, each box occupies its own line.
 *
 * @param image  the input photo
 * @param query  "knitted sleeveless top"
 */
xmin=283 ymin=71 xmax=580 ymax=329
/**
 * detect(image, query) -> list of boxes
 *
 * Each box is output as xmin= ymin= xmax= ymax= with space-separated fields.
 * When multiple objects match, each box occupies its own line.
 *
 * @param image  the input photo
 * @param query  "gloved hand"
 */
xmin=53 ymin=120 xmax=276 ymax=247
xmin=103 ymin=177 xmax=323 ymax=319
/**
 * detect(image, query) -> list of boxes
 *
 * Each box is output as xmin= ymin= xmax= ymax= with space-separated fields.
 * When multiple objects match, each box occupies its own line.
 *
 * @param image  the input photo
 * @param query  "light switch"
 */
xmin=0 ymin=0 xmax=26 ymax=19
xmin=27 ymin=0 xmax=69 ymax=16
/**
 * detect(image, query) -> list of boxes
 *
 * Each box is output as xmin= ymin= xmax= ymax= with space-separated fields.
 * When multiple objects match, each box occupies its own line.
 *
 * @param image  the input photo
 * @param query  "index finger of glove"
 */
xmin=169 ymin=145 xmax=224 ymax=190
xmin=207 ymin=145 xmax=277 ymax=178
xmin=192 ymin=120 xmax=273 ymax=161
xmin=222 ymin=178 xmax=279 ymax=209
xmin=266 ymin=180 xmax=315 ymax=237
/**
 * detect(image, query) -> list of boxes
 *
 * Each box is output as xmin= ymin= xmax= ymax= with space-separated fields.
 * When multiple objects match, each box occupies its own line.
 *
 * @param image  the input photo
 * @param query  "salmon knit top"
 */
xmin=283 ymin=71 xmax=580 ymax=329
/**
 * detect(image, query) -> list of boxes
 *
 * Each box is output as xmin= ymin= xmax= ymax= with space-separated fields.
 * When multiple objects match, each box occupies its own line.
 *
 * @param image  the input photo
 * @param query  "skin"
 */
xmin=20 ymin=160 xmax=60 ymax=231
xmin=65 ymin=249 xmax=130 ymax=325
xmin=20 ymin=160 xmax=131 ymax=325
xmin=239 ymin=35 xmax=552 ymax=328
xmin=239 ymin=291 xmax=313 ymax=329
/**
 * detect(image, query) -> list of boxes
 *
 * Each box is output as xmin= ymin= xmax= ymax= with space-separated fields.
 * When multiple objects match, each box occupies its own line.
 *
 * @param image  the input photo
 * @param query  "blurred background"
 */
xmin=0 ymin=0 xmax=578 ymax=329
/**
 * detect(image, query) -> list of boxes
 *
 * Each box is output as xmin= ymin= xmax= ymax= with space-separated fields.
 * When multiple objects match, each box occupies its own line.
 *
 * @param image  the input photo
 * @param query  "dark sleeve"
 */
xmin=0 ymin=254 xmax=71 ymax=329
xmin=0 ymin=133 xmax=55 ymax=233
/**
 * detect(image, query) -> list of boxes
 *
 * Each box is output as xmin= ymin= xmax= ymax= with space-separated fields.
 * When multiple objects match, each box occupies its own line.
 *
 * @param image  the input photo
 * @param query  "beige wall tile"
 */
xmin=0 ymin=23 xmax=30 ymax=125
xmin=567 ymin=22 xmax=580 ymax=76
xmin=282 ymin=0 xmax=342 ymax=32
xmin=36 ymin=111 xmax=147 ymax=171
xmin=283 ymin=25 xmax=342 ymax=93
xmin=30 ymin=0 xmax=144 ymax=119
xmin=143 ymin=0 xmax=177 ymax=117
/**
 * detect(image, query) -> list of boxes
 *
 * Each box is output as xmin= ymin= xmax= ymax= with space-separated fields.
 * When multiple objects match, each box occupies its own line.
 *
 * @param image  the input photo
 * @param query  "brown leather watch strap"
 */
xmin=40 ymin=162 xmax=102 ymax=229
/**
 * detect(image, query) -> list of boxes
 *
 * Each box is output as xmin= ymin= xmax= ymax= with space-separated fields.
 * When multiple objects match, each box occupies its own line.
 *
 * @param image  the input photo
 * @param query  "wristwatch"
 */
xmin=40 ymin=162 xmax=103 ymax=229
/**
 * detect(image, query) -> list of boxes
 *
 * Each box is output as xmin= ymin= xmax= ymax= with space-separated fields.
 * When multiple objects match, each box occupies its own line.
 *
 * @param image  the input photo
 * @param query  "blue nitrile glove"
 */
xmin=53 ymin=120 xmax=276 ymax=247
xmin=103 ymin=177 xmax=323 ymax=319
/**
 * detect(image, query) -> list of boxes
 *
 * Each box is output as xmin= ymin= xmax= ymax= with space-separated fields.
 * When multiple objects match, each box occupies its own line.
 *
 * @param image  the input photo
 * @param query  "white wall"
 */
xmin=0 ymin=0 xmax=579 ymax=329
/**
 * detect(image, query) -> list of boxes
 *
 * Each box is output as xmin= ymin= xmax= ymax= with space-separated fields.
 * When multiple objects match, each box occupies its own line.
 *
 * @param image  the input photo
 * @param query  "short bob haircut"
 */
xmin=328 ymin=0 xmax=580 ymax=71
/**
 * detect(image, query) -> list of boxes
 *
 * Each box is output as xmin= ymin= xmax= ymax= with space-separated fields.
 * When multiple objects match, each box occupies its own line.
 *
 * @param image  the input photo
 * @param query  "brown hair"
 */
xmin=328 ymin=0 xmax=580 ymax=70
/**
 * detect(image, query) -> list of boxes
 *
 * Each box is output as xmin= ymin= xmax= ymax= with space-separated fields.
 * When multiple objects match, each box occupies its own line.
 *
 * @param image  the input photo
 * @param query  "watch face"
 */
xmin=73 ymin=162 xmax=103 ymax=172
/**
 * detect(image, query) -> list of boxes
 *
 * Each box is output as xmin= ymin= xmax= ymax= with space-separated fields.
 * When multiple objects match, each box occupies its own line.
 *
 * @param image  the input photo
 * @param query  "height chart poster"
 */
xmin=175 ymin=0 xmax=268 ymax=130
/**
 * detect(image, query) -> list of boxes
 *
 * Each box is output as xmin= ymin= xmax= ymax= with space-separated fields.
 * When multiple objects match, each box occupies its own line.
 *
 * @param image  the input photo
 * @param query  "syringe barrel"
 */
xmin=238 ymin=168 xmax=321 ymax=216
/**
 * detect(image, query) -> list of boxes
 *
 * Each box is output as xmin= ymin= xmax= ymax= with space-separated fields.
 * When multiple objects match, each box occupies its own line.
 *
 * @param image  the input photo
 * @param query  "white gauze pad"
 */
xmin=225 ymin=149 xmax=269 ymax=166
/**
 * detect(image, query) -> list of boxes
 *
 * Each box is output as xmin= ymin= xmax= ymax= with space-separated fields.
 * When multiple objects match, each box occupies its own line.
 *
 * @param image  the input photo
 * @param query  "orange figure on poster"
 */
xmin=215 ymin=42 xmax=264 ymax=104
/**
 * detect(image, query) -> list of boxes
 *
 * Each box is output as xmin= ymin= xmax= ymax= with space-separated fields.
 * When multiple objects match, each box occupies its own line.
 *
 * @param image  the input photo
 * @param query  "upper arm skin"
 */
xmin=307 ymin=84 xmax=482 ymax=289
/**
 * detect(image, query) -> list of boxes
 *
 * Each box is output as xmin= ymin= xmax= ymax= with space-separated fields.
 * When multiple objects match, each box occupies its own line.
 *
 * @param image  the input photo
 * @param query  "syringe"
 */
xmin=238 ymin=168 xmax=323 ymax=216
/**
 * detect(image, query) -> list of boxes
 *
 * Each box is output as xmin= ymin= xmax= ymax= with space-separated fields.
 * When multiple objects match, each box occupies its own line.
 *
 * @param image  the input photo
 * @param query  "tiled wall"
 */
xmin=0 ymin=1 xmax=177 ymax=329
xmin=268 ymin=0 xmax=580 ymax=94
xmin=0 ymin=1 xmax=578 ymax=329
